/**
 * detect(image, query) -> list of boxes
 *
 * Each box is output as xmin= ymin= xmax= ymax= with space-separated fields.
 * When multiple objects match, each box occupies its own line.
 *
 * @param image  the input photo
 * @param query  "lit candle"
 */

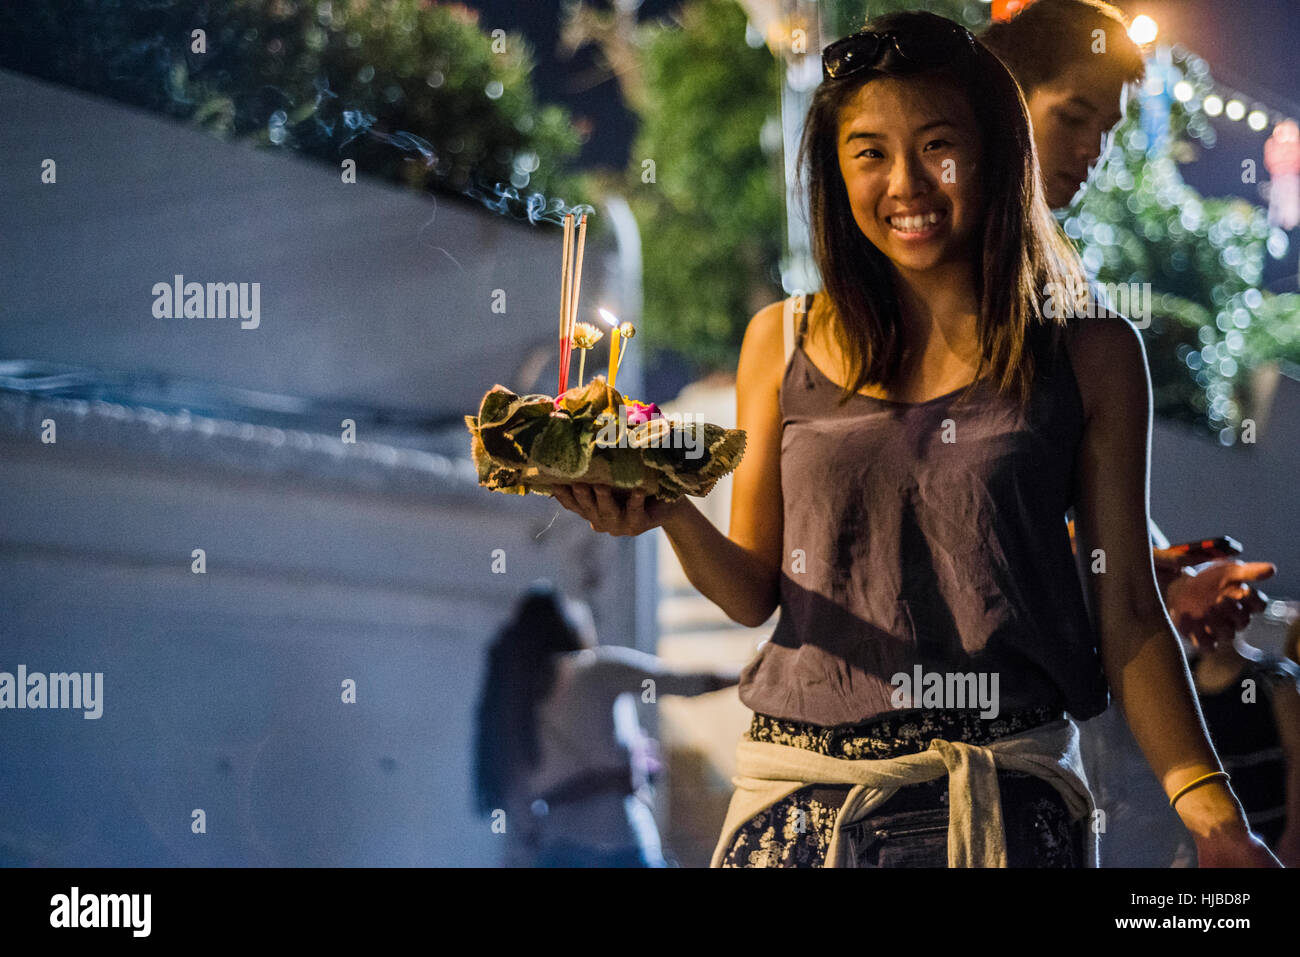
xmin=598 ymin=308 xmax=622 ymax=390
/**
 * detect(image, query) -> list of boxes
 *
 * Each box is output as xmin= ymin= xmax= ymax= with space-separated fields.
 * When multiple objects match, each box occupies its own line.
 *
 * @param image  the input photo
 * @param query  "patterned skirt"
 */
xmin=719 ymin=706 xmax=1087 ymax=868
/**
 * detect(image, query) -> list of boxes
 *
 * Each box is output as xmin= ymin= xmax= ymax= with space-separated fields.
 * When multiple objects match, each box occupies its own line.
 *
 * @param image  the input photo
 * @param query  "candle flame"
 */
xmin=597 ymin=308 xmax=620 ymax=329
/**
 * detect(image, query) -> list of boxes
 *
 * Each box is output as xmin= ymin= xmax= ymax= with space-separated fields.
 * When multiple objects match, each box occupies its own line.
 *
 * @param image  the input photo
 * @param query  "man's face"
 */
xmin=1025 ymin=59 xmax=1127 ymax=210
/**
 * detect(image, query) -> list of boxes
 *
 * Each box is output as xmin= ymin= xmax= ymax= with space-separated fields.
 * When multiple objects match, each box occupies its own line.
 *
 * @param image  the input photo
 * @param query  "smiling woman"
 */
xmin=797 ymin=11 xmax=1086 ymax=410
xmin=550 ymin=9 xmax=1279 ymax=871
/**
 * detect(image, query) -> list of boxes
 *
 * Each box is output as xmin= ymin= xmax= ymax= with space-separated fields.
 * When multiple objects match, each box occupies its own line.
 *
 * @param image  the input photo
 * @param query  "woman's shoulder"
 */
xmin=1061 ymin=309 xmax=1143 ymax=360
xmin=1059 ymin=310 xmax=1147 ymax=419
xmin=745 ymin=291 xmax=824 ymax=354
xmin=744 ymin=297 xmax=793 ymax=351
xmin=739 ymin=296 xmax=803 ymax=390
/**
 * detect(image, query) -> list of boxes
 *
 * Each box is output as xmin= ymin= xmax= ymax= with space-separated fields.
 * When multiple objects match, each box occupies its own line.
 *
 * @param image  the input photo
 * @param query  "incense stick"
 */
xmin=558 ymin=214 xmax=574 ymax=396
xmin=565 ymin=214 xmax=588 ymax=388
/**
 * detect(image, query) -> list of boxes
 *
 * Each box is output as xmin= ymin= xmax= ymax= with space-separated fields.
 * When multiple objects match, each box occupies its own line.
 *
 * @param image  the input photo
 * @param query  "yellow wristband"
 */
xmin=1169 ymin=770 xmax=1230 ymax=809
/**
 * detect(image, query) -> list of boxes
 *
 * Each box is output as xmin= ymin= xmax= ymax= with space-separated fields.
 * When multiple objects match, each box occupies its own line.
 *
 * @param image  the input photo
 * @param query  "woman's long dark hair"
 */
xmin=800 ymin=11 xmax=1090 ymax=408
xmin=473 ymin=581 xmax=589 ymax=816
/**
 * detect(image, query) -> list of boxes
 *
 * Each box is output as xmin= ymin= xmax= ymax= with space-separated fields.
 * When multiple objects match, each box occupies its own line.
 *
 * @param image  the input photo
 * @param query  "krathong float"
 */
xmin=464 ymin=212 xmax=746 ymax=502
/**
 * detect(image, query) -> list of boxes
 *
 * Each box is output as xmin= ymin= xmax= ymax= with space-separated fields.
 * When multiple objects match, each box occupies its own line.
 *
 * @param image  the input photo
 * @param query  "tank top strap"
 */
xmin=782 ymin=292 xmax=813 ymax=366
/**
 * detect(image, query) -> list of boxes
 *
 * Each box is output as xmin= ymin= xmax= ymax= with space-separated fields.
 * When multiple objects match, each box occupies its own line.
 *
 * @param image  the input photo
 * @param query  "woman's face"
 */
xmin=835 ymin=74 xmax=983 ymax=278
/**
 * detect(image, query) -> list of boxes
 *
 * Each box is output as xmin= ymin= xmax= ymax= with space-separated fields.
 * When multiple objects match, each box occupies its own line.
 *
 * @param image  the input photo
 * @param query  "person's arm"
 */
xmin=586 ymin=645 xmax=741 ymax=698
xmin=1074 ymin=516 xmax=1178 ymax=603
xmin=551 ymin=301 xmax=788 ymax=628
xmin=1163 ymin=560 xmax=1275 ymax=650
xmin=1270 ymin=671 xmax=1300 ymax=866
xmin=1068 ymin=314 xmax=1279 ymax=867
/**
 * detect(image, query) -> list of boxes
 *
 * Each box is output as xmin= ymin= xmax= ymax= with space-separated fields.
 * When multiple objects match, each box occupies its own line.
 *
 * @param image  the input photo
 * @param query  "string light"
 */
xmin=1182 ymin=67 xmax=1296 ymax=142
xmin=1129 ymin=15 xmax=1159 ymax=45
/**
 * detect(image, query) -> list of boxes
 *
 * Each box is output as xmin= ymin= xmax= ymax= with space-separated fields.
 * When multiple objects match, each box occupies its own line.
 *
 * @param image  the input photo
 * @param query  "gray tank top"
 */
xmin=737 ymin=294 xmax=1109 ymax=727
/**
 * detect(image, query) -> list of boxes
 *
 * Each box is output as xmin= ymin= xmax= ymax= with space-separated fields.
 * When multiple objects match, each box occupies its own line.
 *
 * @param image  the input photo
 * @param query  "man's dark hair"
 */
xmin=979 ymin=0 xmax=1146 ymax=95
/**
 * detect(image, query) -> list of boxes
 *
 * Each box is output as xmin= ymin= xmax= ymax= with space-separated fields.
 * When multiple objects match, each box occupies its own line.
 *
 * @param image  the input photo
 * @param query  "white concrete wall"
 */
xmin=0 ymin=68 xmax=654 ymax=866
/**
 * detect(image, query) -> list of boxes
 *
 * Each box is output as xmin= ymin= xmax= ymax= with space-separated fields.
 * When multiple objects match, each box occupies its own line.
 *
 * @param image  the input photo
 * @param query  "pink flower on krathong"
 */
xmin=625 ymin=400 xmax=660 ymax=425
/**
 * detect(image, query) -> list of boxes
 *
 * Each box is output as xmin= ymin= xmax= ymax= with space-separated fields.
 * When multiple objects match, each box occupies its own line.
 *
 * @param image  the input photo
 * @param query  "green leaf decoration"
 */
xmin=531 ymin=413 xmax=590 ymax=477
xmin=559 ymin=376 xmax=619 ymax=419
xmin=694 ymin=423 xmax=748 ymax=482
xmin=477 ymin=385 xmax=521 ymax=428
xmin=465 ymin=384 xmax=745 ymax=500
xmin=478 ymin=420 xmax=530 ymax=466
xmin=604 ymin=447 xmax=646 ymax=488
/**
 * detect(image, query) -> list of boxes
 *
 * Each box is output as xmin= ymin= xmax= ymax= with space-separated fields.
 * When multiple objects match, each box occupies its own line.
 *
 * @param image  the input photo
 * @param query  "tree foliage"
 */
xmin=0 ymin=0 xmax=581 ymax=198
xmin=622 ymin=0 xmax=785 ymax=370
xmin=1069 ymin=52 xmax=1300 ymax=438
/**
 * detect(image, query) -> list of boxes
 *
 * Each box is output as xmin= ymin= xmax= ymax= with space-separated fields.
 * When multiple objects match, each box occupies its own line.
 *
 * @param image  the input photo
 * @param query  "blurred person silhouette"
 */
xmin=1186 ymin=632 xmax=1300 ymax=866
xmin=1286 ymin=615 xmax=1300 ymax=668
xmin=473 ymin=580 xmax=740 ymax=867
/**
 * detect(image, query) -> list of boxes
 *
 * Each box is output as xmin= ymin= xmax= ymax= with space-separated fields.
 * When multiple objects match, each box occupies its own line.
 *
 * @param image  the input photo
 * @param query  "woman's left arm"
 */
xmin=1069 ymin=314 xmax=1280 ymax=867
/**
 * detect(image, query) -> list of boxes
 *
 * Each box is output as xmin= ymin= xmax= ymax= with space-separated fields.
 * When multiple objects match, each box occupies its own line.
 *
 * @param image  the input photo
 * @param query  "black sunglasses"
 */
xmin=821 ymin=23 xmax=977 ymax=82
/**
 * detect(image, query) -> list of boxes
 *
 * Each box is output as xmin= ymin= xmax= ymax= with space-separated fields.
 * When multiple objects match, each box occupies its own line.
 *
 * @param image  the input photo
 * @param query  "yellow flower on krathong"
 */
xmin=571 ymin=321 xmax=604 ymax=350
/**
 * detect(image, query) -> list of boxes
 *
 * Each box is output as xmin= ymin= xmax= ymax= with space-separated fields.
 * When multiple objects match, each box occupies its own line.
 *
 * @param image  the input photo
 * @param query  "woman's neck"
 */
xmin=890 ymin=259 xmax=981 ymax=360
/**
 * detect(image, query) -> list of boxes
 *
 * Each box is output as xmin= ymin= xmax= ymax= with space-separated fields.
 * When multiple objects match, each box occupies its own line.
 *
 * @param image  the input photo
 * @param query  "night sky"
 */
xmin=458 ymin=0 xmax=681 ymax=170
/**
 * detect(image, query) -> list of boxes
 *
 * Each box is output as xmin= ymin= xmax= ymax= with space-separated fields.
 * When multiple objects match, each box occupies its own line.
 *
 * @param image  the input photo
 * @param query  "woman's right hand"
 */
xmin=550 ymin=483 xmax=686 ymax=537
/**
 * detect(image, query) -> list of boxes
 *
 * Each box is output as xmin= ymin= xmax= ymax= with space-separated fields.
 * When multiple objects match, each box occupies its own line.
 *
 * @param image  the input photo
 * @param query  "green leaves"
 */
xmin=1074 ymin=94 xmax=1300 ymax=435
xmin=0 ymin=0 xmax=582 ymax=201
xmin=623 ymin=0 xmax=784 ymax=373
xmin=466 ymin=383 xmax=747 ymax=500
xmin=531 ymin=414 xmax=590 ymax=478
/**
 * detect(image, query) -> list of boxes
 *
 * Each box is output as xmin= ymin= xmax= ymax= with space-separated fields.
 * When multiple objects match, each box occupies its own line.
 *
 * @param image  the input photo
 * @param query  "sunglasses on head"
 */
xmin=821 ymin=22 xmax=977 ymax=82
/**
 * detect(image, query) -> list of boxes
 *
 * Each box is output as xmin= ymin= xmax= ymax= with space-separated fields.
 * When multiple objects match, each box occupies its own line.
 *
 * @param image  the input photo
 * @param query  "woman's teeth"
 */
xmin=888 ymin=211 xmax=943 ymax=231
